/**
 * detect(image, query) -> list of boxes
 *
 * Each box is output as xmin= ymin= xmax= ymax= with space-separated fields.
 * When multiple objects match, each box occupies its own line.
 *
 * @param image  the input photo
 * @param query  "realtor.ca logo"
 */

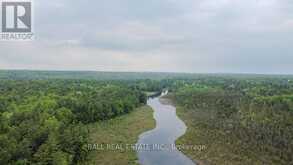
xmin=0 ymin=0 xmax=34 ymax=41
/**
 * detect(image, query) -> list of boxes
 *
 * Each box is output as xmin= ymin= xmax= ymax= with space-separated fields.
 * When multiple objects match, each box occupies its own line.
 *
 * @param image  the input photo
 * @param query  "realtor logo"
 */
xmin=1 ymin=0 xmax=33 ymax=41
xmin=2 ymin=2 xmax=31 ymax=32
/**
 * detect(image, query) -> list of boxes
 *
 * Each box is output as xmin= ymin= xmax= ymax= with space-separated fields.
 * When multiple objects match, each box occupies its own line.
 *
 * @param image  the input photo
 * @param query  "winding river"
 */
xmin=137 ymin=92 xmax=196 ymax=165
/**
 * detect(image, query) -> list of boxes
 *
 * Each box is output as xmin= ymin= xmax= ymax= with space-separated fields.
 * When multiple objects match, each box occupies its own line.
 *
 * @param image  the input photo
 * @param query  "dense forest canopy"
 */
xmin=0 ymin=79 xmax=148 ymax=164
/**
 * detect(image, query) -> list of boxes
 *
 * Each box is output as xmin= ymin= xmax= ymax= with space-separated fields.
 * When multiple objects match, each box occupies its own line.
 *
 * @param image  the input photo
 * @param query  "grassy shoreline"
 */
xmin=86 ymin=105 xmax=155 ymax=165
xmin=173 ymin=104 xmax=267 ymax=165
xmin=160 ymin=95 xmax=258 ymax=165
xmin=176 ymin=106 xmax=268 ymax=165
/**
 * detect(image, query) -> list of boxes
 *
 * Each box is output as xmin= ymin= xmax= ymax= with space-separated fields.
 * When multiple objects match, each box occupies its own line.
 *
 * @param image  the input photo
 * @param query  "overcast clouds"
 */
xmin=1 ymin=0 xmax=293 ymax=74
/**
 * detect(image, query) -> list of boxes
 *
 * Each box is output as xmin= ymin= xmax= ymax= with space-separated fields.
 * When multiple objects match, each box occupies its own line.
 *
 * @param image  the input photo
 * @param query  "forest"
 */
xmin=0 ymin=70 xmax=293 ymax=164
xmin=0 ymin=79 xmax=148 ymax=164
xmin=169 ymin=76 xmax=293 ymax=164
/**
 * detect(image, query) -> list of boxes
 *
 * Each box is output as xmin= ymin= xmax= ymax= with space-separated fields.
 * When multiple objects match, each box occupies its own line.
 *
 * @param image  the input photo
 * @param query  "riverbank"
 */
xmin=86 ymin=106 xmax=155 ymax=165
xmin=136 ymin=96 xmax=195 ymax=165
xmin=175 ymin=106 xmax=265 ymax=165
xmin=162 ymin=95 xmax=262 ymax=165
xmin=160 ymin=97 xmax=205 ymax=165
xmin=137 ymin=96 xmax=194 ymax=165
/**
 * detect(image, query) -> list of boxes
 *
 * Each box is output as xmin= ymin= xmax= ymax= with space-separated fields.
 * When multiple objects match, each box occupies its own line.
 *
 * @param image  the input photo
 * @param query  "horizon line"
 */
xmin=1 ymin=68 xmax=293 ymax=76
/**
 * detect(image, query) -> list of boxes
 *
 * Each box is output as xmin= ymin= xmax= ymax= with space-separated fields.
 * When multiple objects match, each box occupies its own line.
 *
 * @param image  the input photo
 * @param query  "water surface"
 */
xmin=137 ymin=93 xmax=195 ymax=165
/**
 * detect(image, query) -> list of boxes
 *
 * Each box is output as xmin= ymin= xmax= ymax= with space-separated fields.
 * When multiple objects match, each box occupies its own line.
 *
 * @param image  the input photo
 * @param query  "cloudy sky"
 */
xmin=1 ymin=0 xmax=293 ymax=74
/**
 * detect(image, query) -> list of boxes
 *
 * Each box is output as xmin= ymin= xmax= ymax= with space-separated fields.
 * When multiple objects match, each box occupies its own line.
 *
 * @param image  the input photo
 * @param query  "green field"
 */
xmin=86 ymin=106 xmax=155 ymax=165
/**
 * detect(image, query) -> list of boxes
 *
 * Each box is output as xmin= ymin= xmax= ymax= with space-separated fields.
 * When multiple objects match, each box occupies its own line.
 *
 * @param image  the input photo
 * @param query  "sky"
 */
xmin=1 ymin=0 xmax=293 ymax=74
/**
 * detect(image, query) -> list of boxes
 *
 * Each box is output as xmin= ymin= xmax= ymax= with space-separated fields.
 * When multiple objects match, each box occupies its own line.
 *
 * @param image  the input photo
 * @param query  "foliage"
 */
xmin=0 ymin=79 xmax=147 ymax=164
xmin=172 ymin=77 xmax=293 ymax=164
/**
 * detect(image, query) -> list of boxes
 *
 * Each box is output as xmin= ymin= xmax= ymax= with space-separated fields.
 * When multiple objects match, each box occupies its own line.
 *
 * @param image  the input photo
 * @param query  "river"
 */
xmin=136 ymin=92 xmax=196 ymax=165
